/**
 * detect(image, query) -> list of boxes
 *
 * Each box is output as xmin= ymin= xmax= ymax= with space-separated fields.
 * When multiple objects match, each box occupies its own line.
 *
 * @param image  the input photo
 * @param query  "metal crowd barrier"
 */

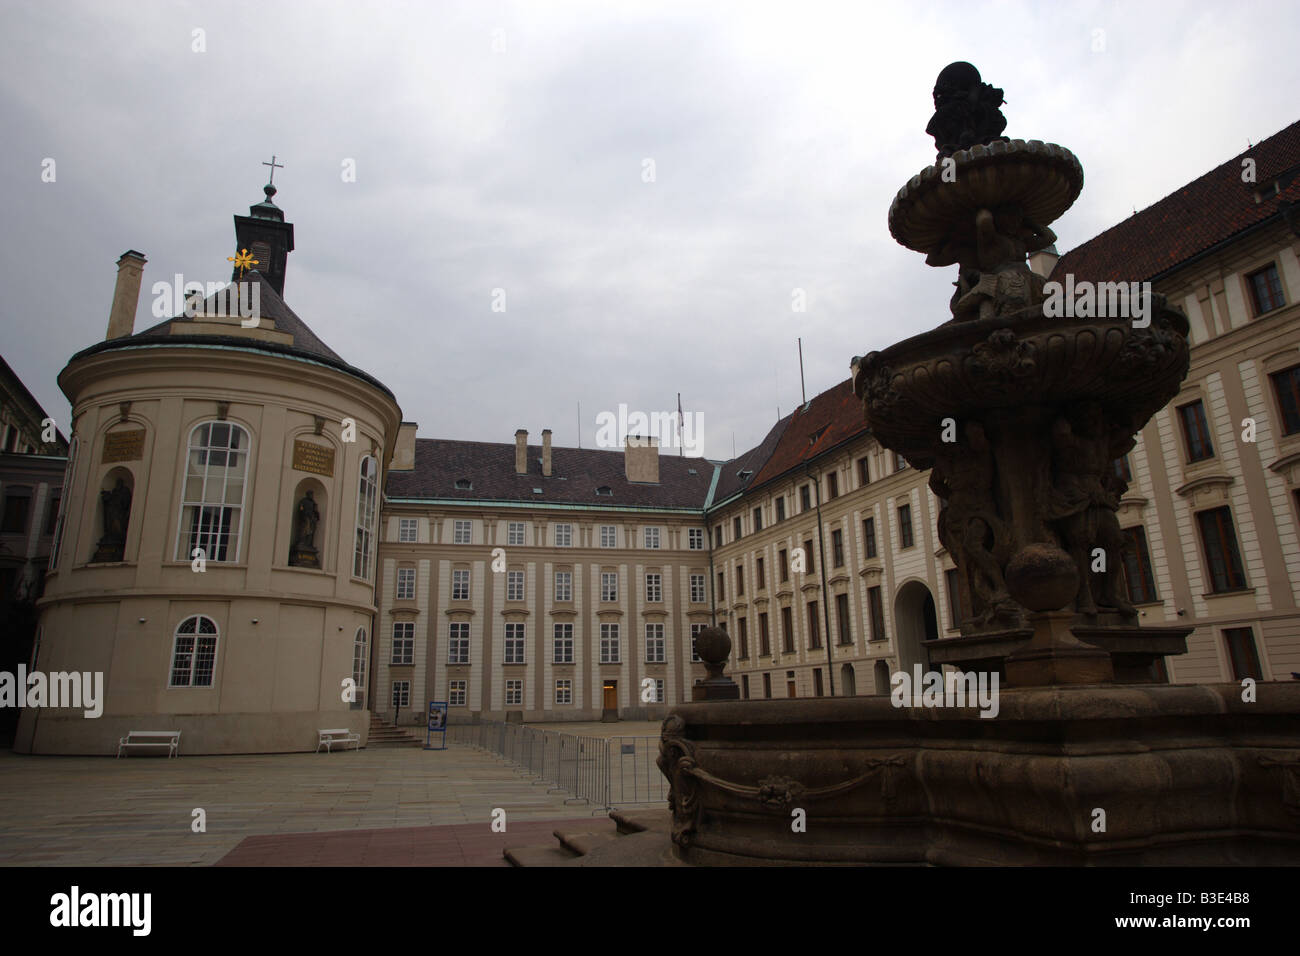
xmin=444 ymin=720 xmax=665 ymax=810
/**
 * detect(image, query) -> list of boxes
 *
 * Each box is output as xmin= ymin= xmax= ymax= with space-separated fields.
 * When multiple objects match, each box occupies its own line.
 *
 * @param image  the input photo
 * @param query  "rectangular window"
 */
xmin=945 ymin=568 xmax=962 ymax=628
xmin=644 ymin=527 xmax=660 ymax=549
xmin=601 ymin=572 xmax=618 ymax=602
xmin=863 ymin=516 xmax=877 ymax=559
xmin=392 ymin=681 xmax=411 ymax=708
xmin=1122 ymin=526 xmax=1158 ymax=604
xmin=553 ymin=624 xmax=574 ymax=663
xmin=755 ymin=557 xmax=765 ymax=591
xmin=504 ymin=622 xmax=525 ymax=664
xmin=735 ymin=563 xmax=745 ymax=596
xmin=827 ymin=472 xmax=839 ymax=499
xmin=858 ymin=457 xmax=871 ymax=485
xmin=688 ymin=528 xmax=704 ymax=550
xmin=505 ymin=679 xmax=522 ymax=706
xmin=554 ymin=570 xmax=572 ymax=602
xmin=1248 ymin=263 xmax=1284 ymax=315
xmin=183 ymin=423 xmax=250 ymax=565
xmin=453 ymin=519 xmax=472 ymax=544
xmin=1179 ymin=400 xmax=1215 ymax=462
xmin=733 ymin=516 xmax=742 ymax=540
xmin=555 ymin=523 xmax=573 ymax=547
xmin=835 ymin=593 xmax=851 ymax=645
xmin=396 ymin=567 xmax=416 ymax=600
xmin=894 ymin=452 xmax=908 ymax=472
xmin=554 ymin=679 xmax=572 ymax=705
xmin=44 ymin=492 xmax=60 ymax=536
xmin=2 ymin=493 xmax=30 ymax=534
xmin=691 ymin=623 xmax=704 ymax=662
xmin=898 ymin=504 xmax=914 ymax=549
xmin=1113 ymin=455 xmax=1132 ymax=483
xmin=779 ymin=549 xmax=788 ymax=582
xmin=1270 ymin=365 xmax=1300 ymax=436
xmin=508 ymin=521 xmax=526 ymax=546
xmin=800 ymin=485 xmax=812 ymax=512
xmin=392 ymin=621 xmax=415 ymax=665
xmin=804 ymin=539 xmax=815 ymax=574
xmin=776 ymin=497 xmax=786 ymax=522
xmin=867 ymin=586 xmax=885 ymax=641
xmin=655 ymin=678 xmax=665 ymax=703
xmin=717 ymin=570 xmax=726 ymax=600
xmin=713 ymin=527 xmax=722 ymax=549
xmin=506 ymin=570 xmax=524 ymax=601
xmin=600 ymin=623 xmax=620 ymax=663
xmin=600 ymin=525 xmax=616 ymax=548
xmin=645 ymin=623 xmax=665 ymax=662
xmin=813 ymin=668 xmax=824 ymax=697
xmin=753 ymin=507 xmax=763 ymax=532
xmin=690 ymin=573 xmax=705 ymax=603
xmin=806 ymin=601 xmax=821 ymax=650
xmin=737 ymin=617 xmax=749 ymax=660
xmin=832 ymin=529 xmax=844 ymax=567
xmin=759 ymin=612 xmax=770 ymax=656
xmin=1223 ymin=627 xmax=1263 ymax=680
xmin=1197 ymin=507 xmax=1247 ymax=592
xmin=448 ymin=680 xmax=466 ymax=706
xmin=646 ymin=572 xmax=662 ymax=603
xmin=398 ymin=518 xmax=417 ymax=543
xmin=781 ymin=606 xmax=794 ymax=653
xmin=763 ymin=673 xmax=772 ymax=698
xmin=451 ymin=568 xmax=470 ymax=601
xmin=447 ymin=622 xmax=469 ymax=664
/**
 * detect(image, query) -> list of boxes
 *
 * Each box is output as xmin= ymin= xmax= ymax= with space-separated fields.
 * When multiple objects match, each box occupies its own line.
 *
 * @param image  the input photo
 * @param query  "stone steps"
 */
xmin=504 ymin=808 xmax=672 ymax=866
xmin=366 ymin=714 xmax=425 ymax=749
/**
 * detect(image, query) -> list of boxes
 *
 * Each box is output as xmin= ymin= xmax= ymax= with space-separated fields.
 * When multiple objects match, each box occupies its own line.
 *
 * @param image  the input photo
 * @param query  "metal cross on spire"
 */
xmin=262 ymin=154 xmax=284 ymax=184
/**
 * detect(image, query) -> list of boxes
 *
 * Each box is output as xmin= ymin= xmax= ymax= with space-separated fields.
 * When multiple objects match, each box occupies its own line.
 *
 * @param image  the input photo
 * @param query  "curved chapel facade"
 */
xmin=15 ymin=187 xmax=403 ymax=754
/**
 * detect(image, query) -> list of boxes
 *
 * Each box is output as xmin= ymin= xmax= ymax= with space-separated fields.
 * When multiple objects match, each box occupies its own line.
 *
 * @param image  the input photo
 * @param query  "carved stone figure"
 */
xmin=925 ymin=61 xmax=1008 ymax=160
xmin=14 ymin=560 xmax=40 ymax=604
xmin=92 ymin=478 xmax=131 ymax=562
xmin=289 ymin=490 xmax=321 ymax=568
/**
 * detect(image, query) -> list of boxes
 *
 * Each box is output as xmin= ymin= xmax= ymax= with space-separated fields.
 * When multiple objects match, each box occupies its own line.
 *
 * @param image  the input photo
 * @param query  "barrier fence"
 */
xmin=445 ymin=721 xmax=668 ymax=810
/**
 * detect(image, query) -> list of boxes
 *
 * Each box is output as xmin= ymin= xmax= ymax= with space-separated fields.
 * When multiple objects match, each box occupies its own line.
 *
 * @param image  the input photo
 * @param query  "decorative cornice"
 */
xmin=1174 ymin=472 xmax=1235 ymax=498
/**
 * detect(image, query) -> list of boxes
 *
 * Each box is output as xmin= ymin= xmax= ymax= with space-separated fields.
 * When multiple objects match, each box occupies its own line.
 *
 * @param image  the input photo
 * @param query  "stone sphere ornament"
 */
xmin=1004 ymin=543 xmax=1079 ymax=613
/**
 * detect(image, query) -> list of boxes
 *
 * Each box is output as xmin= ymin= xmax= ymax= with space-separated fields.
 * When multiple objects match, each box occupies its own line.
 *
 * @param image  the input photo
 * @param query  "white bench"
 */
xmin=317 ymin=728 xmax=361 ymax=753
xmin=117 ymin=730 xmax=181 ymax=758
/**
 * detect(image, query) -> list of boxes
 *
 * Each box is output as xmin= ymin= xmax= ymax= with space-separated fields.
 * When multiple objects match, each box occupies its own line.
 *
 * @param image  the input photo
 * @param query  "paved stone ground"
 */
xmin=0 ymin=743 xmax=619 ymax=867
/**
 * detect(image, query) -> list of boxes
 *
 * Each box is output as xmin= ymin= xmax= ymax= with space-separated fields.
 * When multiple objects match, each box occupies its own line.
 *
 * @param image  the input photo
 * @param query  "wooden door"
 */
xmin=787 ymin=680 xmax=797 ymax=698
xmin=603 ymin=681 xmax=617 ymax=710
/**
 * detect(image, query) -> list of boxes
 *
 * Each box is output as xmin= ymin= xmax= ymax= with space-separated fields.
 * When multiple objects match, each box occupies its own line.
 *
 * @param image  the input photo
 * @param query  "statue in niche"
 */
xmin=930 ymin=420 xmax=1015 ymax=627
xmin=15 ymin=560 xmax=40 ymax=604
xmin=289 ymin=489 xmax=321 ymax=568
xmin=92 ymin=478 xmax=132 ymax=562
xmin=925 ymin=61 xmax=1008 ymax=161
xmin=1045 ymin=403 xmax=1135 ymax=616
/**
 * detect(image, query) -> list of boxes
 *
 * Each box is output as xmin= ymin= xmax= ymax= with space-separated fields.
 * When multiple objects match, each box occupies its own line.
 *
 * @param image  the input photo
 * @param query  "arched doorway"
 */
xmin=840 ymin=663 xmax=856 ymax=696
xmin=894 ymin=580 xmax=939 ymax=673
xmin=873 ymin=660 xmax=891 ymax=695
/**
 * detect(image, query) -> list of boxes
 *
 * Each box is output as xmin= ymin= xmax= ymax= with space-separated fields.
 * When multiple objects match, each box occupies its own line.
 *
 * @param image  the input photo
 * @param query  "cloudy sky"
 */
xmin=3 ymin=0 xmax=1297 ymax=462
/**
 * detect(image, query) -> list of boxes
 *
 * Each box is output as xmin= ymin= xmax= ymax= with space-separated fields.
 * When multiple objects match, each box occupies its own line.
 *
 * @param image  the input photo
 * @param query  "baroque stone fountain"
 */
xmin=651 ymin=64 xmax=1300 ymax=866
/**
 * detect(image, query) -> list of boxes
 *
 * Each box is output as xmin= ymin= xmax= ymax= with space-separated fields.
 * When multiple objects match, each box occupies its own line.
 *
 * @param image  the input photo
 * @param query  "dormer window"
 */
xmin=454 ymin=478 xmax=472 ymax=490
xmin=596 ymin=486 xmax=613 ymax=496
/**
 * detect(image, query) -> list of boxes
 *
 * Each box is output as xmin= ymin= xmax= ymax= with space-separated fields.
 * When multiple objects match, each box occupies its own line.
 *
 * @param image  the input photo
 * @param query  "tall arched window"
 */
xmin=352 ymin=627 xmax=368 ymax=709
xmin=353 ymin=455 xmax=378 ymax=579
xmin=176 ymin=422 xmax=250 ymax=563
xmin=169 ymin=615 xmax=219 ymax=687
xmin=49 ymin=435 xmax=78 ymax=570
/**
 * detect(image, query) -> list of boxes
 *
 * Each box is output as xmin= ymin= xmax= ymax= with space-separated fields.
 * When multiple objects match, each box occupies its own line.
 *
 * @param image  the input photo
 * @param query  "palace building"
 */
xmin=16 ymin=119 xmax=1300 ymax=752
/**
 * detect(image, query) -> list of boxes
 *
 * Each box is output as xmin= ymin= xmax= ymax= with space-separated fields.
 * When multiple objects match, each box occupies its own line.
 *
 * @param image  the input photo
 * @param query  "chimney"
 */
xmin=515 ymin=429 xmax=528 ymax=474
xmin=542 ymin=429 xmax=553 ymax=477
xmin=625 ymin=434 xmax=660 ymax=484
xmin=1028 ymin=243 xmax=1060 ymax=279
xmin=106 ymin=250 xmax=147 ymax=340
xmin=391 ymin=422 xmax=417 ymax=471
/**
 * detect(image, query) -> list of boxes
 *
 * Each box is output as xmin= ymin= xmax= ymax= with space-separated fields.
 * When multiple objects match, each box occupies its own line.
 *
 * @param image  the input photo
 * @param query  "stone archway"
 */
xmin=894 ymin=580 xmax=938 ymax=673
xmin=840 ymin=662 xmax=857 ymax=696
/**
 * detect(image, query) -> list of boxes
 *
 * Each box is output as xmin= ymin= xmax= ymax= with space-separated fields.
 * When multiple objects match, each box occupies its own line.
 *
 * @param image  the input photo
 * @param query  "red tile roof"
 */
xmin=1055 ymin=119 xmax=1300 ymax=283
xmin=746 ymin=378 xmax=870 ymax=492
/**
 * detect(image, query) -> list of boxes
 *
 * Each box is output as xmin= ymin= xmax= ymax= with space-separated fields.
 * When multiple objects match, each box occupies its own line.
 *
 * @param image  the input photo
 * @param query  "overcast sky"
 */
xmin=3 ymin=0 xmax=1297 ymax=462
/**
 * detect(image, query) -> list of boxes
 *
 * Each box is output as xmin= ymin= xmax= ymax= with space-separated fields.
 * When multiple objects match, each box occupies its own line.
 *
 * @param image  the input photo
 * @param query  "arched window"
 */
xmin=169 ymin=615 xmax=219 ymax=687
xmin=49 ymin=435 xmax=78 ymax=570
xmin=353 ymin=455 xmax=378 ymax=579
xmin=176 ymin=422 xmax=250 ymax=563
xmin=352 ymin=627 xmax=368 ymax=709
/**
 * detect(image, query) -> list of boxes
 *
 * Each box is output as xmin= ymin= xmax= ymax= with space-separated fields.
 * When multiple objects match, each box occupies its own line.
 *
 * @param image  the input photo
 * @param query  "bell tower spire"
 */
xmin=232 ymin=157 xmax=295 ymax=297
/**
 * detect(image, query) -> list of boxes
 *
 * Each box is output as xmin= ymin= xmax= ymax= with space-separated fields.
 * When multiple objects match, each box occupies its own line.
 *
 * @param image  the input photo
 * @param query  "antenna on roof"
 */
xmin=677 ymin=392 xmax=684 ymax=457
xmin=732 ymin=432 xmax=736 ymax=459
xmin=577 ymin=401 xmax=582 ymax=449
xmin=798 ymin=337 xmax=807 ymax=407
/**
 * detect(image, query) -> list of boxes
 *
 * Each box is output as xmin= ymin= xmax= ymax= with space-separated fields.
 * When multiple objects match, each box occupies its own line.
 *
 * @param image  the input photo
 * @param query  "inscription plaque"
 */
xmin=101 ymin=429 xmax=145 ymax=463
xmin=292 ymin=439 xmax=335 ymax=477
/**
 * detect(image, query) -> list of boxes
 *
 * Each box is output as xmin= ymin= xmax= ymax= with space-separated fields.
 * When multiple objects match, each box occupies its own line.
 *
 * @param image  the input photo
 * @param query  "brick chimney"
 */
xmin=1028 ymin=243 xmax=1059 ymax=279
xmin=515 ymin=429 xmax=528 ymax=474
xmin=391 ymin=422 xmax=417 ymax=471
xmin=542 ymin=429 xmax=553 ymax=477
xmin=625 ymin=435 xmax=660 ymax=484
xmin=106 ymin=250 xmax=147 ymax=340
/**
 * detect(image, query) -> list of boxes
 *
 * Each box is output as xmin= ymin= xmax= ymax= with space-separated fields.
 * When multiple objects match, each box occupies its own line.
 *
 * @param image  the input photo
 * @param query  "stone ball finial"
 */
xmin=1004 ymin=543 xmax=1078 ymax=612
xmin=695 ymin=625 xmax=731 ymax=670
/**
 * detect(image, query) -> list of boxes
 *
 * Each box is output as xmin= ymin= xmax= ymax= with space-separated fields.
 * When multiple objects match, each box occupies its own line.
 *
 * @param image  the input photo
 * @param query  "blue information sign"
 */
xmin=425 ymin=700 xmax=448 ymax=750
